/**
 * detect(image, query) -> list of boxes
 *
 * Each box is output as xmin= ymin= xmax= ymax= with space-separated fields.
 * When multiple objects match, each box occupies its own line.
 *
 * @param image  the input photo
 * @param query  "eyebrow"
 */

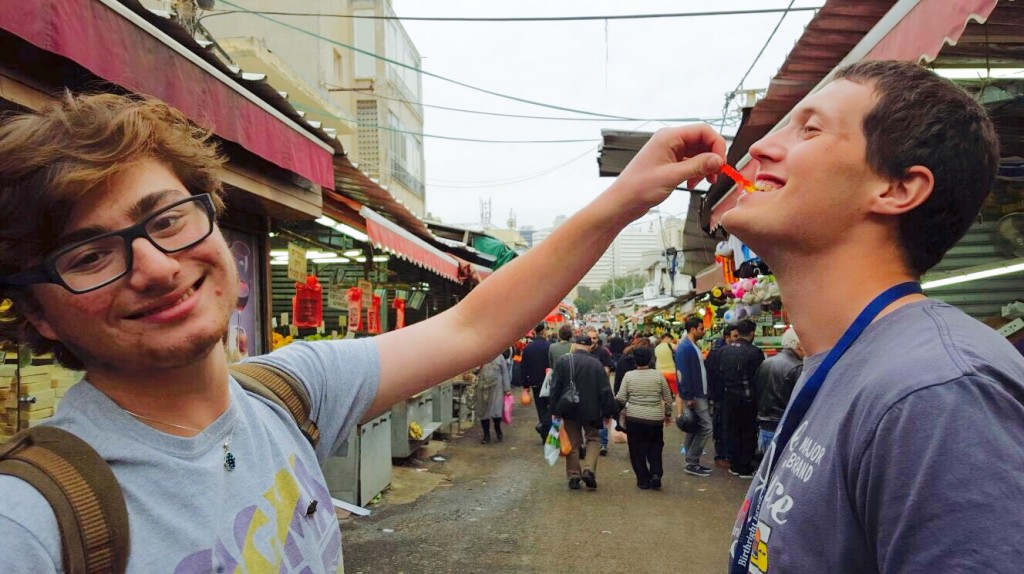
xmin=56 ymin=189 xmax=187 ymax=248
xmin=793 ymin=105 xmax=830 ymax=124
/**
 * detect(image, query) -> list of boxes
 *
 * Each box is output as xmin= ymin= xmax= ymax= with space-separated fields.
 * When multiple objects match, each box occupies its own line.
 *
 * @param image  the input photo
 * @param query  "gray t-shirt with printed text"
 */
xmin=0 ymin=338 xmax=379 ymax=573
xmin=730 ymin=300 xmax=1024 ymax=573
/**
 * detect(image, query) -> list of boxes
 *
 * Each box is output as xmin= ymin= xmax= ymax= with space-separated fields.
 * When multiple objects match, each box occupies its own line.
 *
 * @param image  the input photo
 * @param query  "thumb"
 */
xmin=681 ymin=153 xmax=724 ymax=189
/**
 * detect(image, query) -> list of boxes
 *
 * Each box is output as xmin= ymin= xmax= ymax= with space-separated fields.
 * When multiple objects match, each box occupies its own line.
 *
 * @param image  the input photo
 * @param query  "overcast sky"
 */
xmin=391 ymin=0 xmax=821 ymax=230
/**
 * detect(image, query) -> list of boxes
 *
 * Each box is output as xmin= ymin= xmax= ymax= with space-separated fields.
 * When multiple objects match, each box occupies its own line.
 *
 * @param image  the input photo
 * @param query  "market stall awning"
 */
xmin=704 ymin=0 xmax=1000 ymax=230
xmin=0 ymin=0 xmax=335 ymax=190
xmin=361 ymin=206 xmax=461 ymax=282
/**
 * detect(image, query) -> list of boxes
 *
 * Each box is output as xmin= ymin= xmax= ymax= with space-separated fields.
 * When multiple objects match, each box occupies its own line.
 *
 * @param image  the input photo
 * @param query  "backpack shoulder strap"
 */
xmin=0 ymin=426 xmax=129 ymax=574
xmin=229 ymin=362 xmax=321 ymax=449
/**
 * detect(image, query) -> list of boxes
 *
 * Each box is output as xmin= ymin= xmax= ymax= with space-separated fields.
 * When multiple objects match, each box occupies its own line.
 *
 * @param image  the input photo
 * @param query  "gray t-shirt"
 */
xmin=730 ymin=300 xmax=1024 ymax=573
xmin=0 ymin=338 xmax=379 ymax=573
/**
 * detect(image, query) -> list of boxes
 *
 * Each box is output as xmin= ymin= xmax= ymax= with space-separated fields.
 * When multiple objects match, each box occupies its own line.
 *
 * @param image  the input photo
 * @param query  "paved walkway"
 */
xmin=341 ymin=400 xmax=751 ymax=573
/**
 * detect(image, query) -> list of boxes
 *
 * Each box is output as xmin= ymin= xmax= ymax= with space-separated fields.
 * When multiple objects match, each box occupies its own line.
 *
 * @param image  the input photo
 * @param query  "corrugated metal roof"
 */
xmin=927 ymin=221 xmax=1024 ymax=318
xmin=332 ymin=155 xmax=432 ymax=240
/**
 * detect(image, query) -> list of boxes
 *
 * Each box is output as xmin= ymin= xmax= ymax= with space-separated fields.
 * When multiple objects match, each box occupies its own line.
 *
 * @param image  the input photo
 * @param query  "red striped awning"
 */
xmin=0 ymin=0 xmax=335 ymax=190
xmin=361 ymin=206 xmax=461 ymax=282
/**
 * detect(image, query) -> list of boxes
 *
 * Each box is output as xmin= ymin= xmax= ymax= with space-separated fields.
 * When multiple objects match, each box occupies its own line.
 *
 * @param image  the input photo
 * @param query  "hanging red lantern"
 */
xmin=367 ymin=294 xmax=382 ymax=334
xmin=392 ymin=297 xmax=407 ymax=329
xmin=292 ymin=275 xmax=323 ymax=328
xmin=346 ymin=287 xmax=362 ymax=332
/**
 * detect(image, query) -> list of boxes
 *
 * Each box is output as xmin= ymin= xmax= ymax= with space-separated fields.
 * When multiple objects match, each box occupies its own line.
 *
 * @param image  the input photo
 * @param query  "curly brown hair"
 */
xmin=0 ymin=92 xmax=227 ymax=368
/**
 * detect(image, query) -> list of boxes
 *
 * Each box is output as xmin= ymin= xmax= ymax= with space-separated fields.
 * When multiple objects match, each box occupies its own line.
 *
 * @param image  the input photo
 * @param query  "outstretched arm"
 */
xmin=366 ymin=125 xmax=725 ymax=420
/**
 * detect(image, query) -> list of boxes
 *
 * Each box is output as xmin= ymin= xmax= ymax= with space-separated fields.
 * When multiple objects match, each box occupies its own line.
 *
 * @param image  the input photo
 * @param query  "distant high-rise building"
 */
xmin=531 ymin=217 xmax=660 ymax=291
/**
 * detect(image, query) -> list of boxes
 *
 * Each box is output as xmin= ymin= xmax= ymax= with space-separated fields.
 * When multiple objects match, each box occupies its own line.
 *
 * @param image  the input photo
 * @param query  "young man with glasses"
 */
xmin=0 ymin=93 xmax=725 ymax=571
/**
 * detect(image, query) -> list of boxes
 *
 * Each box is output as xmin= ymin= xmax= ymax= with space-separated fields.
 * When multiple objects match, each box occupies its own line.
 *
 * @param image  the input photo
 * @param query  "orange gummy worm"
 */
xmin=721 ymin=164 xmax=757 ymax=193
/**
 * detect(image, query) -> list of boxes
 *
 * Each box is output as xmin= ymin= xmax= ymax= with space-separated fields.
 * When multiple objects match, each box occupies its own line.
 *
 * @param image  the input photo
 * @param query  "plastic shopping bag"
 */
xmin=520 ymin=387 xmax=532 ymax=406
xmin=544 ymin=419 xmax=562 ymax=466
xmin=559 ymin=424 xmax=572 ymax=456
xmin=538 ymin=368 xmax=552 ymax=398
xmin=502 ymin=394 xmax=514 ymax=424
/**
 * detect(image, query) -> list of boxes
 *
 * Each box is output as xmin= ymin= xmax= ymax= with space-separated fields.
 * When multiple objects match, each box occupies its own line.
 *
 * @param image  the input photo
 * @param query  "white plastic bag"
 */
xmin=543 ymin=418 xmax=562 ymax=466
xmin=539 ymin=368 xmax=552 ymax=398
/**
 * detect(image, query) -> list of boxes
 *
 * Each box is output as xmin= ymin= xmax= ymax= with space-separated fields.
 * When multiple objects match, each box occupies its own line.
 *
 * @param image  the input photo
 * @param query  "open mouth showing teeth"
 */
xmin=127 ymin=277 xmax=204 ymax=319
xmin=753 ymin=181 xmax=782 ymax=193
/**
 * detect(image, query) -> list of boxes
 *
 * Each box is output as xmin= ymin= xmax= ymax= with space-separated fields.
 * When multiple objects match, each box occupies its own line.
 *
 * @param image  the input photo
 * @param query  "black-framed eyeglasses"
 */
xmin=0 ymin=193 xmax=216 ymax=294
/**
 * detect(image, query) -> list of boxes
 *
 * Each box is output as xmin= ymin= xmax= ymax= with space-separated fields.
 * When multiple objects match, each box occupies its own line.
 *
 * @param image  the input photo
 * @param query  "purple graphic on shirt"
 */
xmin=174 ymin=455 xmax=342 ymax=573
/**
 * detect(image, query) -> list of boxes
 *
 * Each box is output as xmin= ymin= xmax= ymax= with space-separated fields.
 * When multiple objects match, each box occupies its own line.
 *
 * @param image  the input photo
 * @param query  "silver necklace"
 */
xmin=124 ymin=409 xmax=236 ymax=471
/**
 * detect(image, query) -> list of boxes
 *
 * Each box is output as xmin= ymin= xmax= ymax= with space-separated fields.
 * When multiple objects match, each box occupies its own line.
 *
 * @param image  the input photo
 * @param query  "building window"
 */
xmin=354 ymin=9 xmax=375 ymax=78
xmin=333 ymin=49 xmax=344 ymax=84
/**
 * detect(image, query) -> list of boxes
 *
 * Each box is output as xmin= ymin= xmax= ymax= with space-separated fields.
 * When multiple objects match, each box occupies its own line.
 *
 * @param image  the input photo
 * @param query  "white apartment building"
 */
xmin=531 ymin=218 xmax=661 ymax=291
xmin=181 ymin=0 xmax=427 ymax=216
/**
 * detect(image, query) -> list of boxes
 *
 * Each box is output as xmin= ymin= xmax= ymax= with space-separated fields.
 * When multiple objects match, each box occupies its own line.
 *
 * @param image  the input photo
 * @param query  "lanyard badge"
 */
xmin=730 ymin=282 xmax=922 ymax=574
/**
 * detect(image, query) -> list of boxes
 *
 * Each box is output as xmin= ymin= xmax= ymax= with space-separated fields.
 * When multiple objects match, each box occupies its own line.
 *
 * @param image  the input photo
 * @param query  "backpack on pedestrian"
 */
xmin=0 ymin=362 xmax=319 ymax=574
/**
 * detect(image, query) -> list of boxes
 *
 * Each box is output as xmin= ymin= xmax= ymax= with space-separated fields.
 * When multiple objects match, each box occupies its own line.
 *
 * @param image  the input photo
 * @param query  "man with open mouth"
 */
xmin=723 ymin=60 xmax=1024 ymax=574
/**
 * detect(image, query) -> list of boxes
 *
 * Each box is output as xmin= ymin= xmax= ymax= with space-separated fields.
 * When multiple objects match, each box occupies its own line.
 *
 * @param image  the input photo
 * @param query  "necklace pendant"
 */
xmin=224 ymin=451 xmax=236 ymax=471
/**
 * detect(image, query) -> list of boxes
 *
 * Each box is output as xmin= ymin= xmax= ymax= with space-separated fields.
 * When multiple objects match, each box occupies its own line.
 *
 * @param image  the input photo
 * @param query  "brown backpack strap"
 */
xmin=229 ymin=363 xmax=320 ymax=448
xmin=0 ymin=426 xmax=129 ymax=574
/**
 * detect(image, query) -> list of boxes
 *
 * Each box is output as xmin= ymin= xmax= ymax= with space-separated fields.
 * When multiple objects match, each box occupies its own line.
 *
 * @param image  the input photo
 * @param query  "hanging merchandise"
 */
xmin=392 ymin=297 xmax=406 ymax=329
xmin=292 ymin=275 xmax=323 ymax=328
xmin=346 ymin=287 xmax=363 ymax=332
xmin=715 ymin=241 xmax=737 ymax=285
xmin=367 ymin=295 xmax=382 ymax=334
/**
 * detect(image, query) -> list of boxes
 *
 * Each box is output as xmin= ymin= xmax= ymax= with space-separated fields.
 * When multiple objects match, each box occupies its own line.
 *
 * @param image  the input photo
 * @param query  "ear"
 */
xmin=871 ymin=165 xmax=933 ymax=216
xmin=25 ymin=311 xmax=60 ymax=342
xmin=21 ymin=294 xmax=61 ymax=342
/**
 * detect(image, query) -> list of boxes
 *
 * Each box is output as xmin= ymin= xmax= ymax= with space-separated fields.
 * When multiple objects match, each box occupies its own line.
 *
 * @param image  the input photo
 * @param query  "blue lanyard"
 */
xmin=730 ymin=282 xmax=922 ymax=574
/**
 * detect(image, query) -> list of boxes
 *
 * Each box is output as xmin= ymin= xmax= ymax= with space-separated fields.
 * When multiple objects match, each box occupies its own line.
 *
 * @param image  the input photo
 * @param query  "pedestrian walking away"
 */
xmin=0 ymin=93 xmax=727 ymax=571
xmin=475 ymin=352 xmax=512 ymax=443
xmin=723 ymin=61 xmax=1024 ymax=574
xmin=615 ymin=346 xmax=673 ymax=490
xmin=549 ymin=336 xmax=617 ymax=490
xmin=520 ymin=323 xmax=552 ymax=442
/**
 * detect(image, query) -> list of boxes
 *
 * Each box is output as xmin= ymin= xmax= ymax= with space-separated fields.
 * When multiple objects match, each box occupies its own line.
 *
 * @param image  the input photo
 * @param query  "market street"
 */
xmin=341 ymin=401 xmax=750 ymax=573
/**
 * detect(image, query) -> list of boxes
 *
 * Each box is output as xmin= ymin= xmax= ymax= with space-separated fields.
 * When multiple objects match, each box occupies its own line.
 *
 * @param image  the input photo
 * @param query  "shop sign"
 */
xmin=327 ymin=282 xmax=346 ymax=310
xmin=287 ymin=243 xmax=307 ymax=283
xmin=358 ymin=279 xmax=372 ymax=307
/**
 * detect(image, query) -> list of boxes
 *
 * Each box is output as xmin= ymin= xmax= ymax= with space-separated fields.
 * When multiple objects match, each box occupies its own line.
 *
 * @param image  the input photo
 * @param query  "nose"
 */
xmin=126 ymin=237 xmax=180 ymax=291
xmin=748 ymin=127 xmax=786 ymax=165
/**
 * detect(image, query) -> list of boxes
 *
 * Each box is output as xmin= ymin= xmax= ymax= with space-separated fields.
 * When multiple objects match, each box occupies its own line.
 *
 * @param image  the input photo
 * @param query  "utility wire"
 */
xmin=199 ymin=7 xmax=822 ymax=23
xmin=427 ymin=145 xmax=599 ymax=188
xmin=331 ymin=86 xmax=736 ymax=124
xmin=213 ymin=0 xmax=708 ymax=120
xmin=292 ymin=104 xmax=601 ymax=144
xmin=719 ymin=0 xmax=801 ymax=131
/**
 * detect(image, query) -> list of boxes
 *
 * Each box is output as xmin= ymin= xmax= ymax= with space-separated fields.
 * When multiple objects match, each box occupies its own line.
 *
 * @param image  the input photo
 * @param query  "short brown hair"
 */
xmin=835 ymin=60 xmax=1000 ymax=275
xmin=0 ymin=92 xmax=226 ymax=367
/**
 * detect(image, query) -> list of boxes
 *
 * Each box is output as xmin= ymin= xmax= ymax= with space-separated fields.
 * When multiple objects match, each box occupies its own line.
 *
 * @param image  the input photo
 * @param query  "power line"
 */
xmin=720 ymin=0 xmax=801 ymax=130
xmin=200 ymin=7 xmax=823 ymax=23
xmin=212 ymin=0 xmax=716 ymax=120
xmin=291 ymin=104 xmax=601 ymax=144
xmin=427 ymin=145 xmax=599 ymax=188
xmin=331 ymin=86 xmax=736 ymax=124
